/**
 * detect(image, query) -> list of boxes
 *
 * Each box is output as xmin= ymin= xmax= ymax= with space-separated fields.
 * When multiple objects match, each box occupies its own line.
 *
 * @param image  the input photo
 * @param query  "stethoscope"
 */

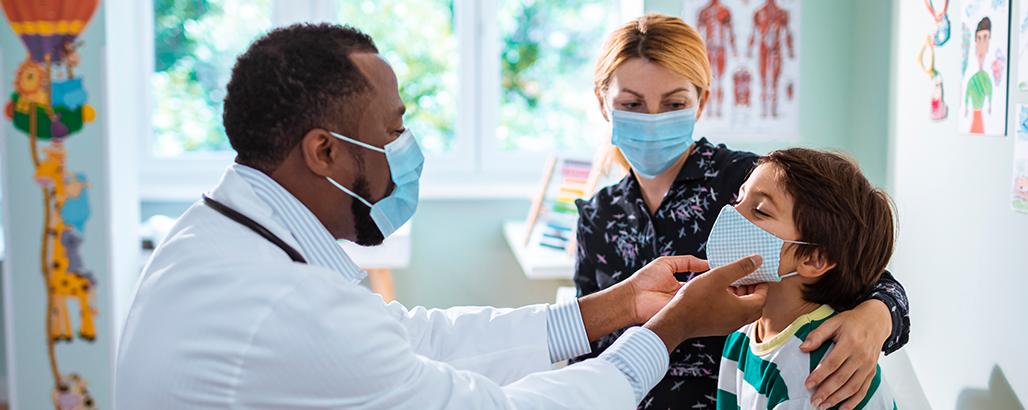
xmin=202 ymin=193 xmax=308 ymax=264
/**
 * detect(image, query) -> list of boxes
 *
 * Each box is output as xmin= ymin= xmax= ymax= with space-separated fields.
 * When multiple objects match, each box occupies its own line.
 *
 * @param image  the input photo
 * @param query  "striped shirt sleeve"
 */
xmin=545 ymin=300 xmax=592 ymax=363
xmin=596 ymin=327 xmax=669 ymax=403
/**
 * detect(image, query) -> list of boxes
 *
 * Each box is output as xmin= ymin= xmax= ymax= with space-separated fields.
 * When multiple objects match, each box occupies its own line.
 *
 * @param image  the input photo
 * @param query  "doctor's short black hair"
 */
xmin=223 ymin=23 xmax=378 ymax=172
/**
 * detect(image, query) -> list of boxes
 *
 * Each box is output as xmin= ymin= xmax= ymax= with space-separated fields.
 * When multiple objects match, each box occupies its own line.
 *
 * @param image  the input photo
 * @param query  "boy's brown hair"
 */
xmin=758 ymin=148 xmax=896 ymax=311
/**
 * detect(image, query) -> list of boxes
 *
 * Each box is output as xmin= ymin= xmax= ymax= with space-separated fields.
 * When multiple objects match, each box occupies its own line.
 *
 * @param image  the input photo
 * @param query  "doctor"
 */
xmin=115 ymin=24 xmax=768 ymax=409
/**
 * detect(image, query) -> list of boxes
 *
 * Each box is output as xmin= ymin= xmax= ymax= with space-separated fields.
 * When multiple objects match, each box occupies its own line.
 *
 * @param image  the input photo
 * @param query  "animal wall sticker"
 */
xmin=0 ymin=0 xmax=101 ymax=407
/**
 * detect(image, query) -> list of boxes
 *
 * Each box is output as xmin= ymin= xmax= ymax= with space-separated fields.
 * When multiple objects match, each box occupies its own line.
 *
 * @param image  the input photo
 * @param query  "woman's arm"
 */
xmin=798 ymin=270 xmax=910 ymax=410
xmin=862 ymin=270 xmax=909 ymax=354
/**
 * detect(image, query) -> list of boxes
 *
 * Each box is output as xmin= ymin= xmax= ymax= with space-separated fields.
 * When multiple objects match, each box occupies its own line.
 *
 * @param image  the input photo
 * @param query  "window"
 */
xmin=145 ymin=0 xmax=638 ymax=199
xmin=152 ymin=0 xmax=271 ymax=155
xmin=496 ymin=0 xmax=619 ymax=152
xmin=338 ymin=0 xmax=458 ymax=154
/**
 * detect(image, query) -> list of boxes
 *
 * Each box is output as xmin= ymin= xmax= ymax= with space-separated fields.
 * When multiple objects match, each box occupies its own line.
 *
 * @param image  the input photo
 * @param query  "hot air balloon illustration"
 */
xmin=0 ymin=1 xmax=102 ymax=405
xmin=2 ymin=0 xmax=99 ymax=140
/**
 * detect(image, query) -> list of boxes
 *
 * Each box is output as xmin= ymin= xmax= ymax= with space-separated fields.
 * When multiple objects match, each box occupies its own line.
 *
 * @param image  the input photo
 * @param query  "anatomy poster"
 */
xmin=959 ymin=0 xmax=1009 ymax=136
xmin=1018 ymin=0 xmax=1028 ymax=90
xmin=1013 ymin=105 xmax=1028 ymax=213
xmin=682 ymin=0 xmax=801 ymax=143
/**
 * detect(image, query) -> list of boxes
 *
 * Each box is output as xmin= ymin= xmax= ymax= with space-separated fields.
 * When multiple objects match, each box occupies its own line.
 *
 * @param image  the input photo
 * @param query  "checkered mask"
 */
xmin=707 ymin=205 xmax=811 ymax=286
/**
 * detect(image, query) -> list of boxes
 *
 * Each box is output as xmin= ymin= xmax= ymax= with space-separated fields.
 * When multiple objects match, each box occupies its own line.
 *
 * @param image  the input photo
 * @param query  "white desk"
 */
xmin=502 ymin=221 xmax=574 ymax=280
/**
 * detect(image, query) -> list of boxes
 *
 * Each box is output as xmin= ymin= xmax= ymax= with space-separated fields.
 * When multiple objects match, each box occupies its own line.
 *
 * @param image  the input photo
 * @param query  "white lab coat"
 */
xmin=115 ymin=167 xmax=637 ymax=409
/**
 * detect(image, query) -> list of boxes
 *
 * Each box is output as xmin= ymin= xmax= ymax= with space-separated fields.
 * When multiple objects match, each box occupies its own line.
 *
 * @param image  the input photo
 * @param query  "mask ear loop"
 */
xmin=778 ymin=239 xmax=818 ymax=280
xmin=326 ymin=176 xmax=374 ymax=208
xmin=329 ymin=131 xmax=386 ymax=153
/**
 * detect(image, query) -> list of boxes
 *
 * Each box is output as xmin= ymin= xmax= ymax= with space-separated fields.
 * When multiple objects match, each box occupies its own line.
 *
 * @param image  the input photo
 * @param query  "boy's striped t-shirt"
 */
xmin=717 ymin=305 xmax=896 ymax=410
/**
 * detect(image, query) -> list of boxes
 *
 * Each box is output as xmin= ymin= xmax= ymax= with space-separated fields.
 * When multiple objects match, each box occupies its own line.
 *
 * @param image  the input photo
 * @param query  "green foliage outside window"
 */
xmin=152 ymin=0 xmax=270 ymax=155
xmin=152 ymin=0 xmax=616 ymax=156
xmin=338 ymin=0 xmax=458 ymax=153
xmin=498 ymin=0 xmax=619 ymax=151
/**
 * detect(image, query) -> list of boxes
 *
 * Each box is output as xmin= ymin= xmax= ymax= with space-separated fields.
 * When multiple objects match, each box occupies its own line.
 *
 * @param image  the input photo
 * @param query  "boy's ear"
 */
xmin=797 ymin=249 xmax=837 ymax=278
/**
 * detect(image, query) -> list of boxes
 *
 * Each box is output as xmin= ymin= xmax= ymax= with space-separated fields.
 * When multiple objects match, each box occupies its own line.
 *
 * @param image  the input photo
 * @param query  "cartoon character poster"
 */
xmin=682 ymin=0 xmax=801 ymax=143
xmin=1013 ymin=105 xmax=1028 ymax=213
xmin=959 ymin=0 xmax=1009 ymax=136
xmin=0 ymin=0 xmax=101 ymax=407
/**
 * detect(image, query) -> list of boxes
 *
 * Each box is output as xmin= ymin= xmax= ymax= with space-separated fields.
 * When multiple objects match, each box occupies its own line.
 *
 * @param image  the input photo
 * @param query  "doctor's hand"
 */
xmin=624 ymin=255 xmax=709 ymax=324
xmin=643 ymin=255 xmax=768 ymax=353
xmin=578 ymin=255 xmax=707 ymax=342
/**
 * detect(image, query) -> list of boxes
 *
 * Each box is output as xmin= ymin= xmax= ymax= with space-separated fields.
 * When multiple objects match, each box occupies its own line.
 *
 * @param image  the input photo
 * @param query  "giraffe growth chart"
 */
xmin=1 ymin=1 xmax=101 ymax=409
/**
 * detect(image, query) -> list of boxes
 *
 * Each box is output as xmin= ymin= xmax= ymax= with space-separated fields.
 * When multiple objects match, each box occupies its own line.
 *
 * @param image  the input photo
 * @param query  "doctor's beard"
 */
xmin=350 ymin=176 xmax=386 ymax=246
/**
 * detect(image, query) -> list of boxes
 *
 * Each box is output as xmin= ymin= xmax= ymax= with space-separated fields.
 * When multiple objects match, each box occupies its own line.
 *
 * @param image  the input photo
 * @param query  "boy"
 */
xmin=711 ymin=148 xmax=896 ymax=410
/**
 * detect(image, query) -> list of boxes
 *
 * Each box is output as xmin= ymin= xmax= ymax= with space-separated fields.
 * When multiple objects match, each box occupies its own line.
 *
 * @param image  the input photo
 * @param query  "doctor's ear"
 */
xmin=796 ymin=249 xmax=836 ymax=278
xmin=595 ymin=88 xmax=610 ymax=122
xmin=300 ymin=128 xmax=345 ymax=178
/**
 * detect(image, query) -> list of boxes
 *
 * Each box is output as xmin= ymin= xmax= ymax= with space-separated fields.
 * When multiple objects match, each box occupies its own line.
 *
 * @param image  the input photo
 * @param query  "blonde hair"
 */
xmin=594 ymin=14 xmax=711 ymax=175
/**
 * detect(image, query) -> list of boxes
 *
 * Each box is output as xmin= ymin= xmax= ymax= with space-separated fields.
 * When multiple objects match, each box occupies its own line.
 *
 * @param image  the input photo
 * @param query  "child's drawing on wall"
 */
xmin=1012 ymin=104 xmax=1028 ymax=214
xmin=960 ymin=0 xmax=1009 ymax=136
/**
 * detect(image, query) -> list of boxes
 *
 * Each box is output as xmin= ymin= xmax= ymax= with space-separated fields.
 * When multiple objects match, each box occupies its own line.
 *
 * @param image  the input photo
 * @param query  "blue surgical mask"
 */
xmin=611 ymin=108 xmax=699 ymax=179
xmin=706 ymin=205 xmax=813 ymax=286
xmin=326 ymin=128 xmax=424 ymax=239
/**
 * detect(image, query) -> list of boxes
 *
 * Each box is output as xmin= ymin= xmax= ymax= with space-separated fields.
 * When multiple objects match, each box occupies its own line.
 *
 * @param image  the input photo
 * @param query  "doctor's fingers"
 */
xmin=729 ymin=284 xmax=758 ymax=296
xmin=674 ymin=256 xmax=766 ymax=337
xmin=702 ymin=254 xmax=762 ymax=288
xmin=651 ymin=255 xmax=710 ymax=275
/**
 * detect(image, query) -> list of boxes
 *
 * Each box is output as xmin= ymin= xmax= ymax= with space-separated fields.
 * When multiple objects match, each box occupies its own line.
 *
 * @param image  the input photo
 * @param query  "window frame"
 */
xmin=139 ymin=0 xmax=640 ymax=201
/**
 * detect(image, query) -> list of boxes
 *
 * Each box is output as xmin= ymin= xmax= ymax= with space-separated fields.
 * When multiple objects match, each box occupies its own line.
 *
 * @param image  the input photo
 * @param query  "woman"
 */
xmin=571 ymin=14 xmax=909 ymax=410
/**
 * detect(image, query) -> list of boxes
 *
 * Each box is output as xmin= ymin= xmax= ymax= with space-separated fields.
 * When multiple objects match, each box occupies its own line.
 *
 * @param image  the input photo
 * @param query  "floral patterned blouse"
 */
xmin=571 ymin=138 xmax=910 ymax=408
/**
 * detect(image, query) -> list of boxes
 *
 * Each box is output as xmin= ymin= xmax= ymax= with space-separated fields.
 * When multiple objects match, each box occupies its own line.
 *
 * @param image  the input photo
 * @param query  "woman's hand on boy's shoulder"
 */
xmin=799 ymin=299 xmax=892 ymax=410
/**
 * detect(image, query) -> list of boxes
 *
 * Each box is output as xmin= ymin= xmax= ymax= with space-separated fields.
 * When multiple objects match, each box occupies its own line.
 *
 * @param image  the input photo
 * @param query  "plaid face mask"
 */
xmin=706 ymin=205 xmax=812 ymax=286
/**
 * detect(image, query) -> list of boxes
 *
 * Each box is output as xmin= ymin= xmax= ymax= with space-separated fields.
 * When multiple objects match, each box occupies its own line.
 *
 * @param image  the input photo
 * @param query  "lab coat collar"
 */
xmin=207 ymin=164 xmax=300 ymax=254
xmin=207 ymin=164 xmax=368 ymax=283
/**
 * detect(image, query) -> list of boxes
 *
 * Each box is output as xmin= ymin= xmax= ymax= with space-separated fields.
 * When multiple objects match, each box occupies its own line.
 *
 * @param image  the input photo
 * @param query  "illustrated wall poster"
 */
xmin=920 ymin=36 xmax=950 ymax=121
xmin=1012 ymin=105 xmax=1028 ymax=213
xmin=0 ymin=0 xmax=101 ymax=406
xmin=959 ymin=0 xmax=1009 ymax=136
xmin=682 ymin=0 xmax=801 ymax=143
xmin=1017 ymin=0 xmax=1028 ymax=89
xmin=921 ymin=0 xmax=951 ymax=122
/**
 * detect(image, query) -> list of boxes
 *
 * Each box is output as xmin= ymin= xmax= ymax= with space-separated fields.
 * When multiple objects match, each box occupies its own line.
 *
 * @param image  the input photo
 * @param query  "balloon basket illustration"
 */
xmin=0 ymin=0 xmax=101 ymax=407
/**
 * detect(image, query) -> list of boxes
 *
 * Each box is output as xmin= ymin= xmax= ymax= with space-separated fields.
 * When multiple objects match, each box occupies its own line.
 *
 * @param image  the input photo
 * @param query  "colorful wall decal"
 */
xmin=0 ymin=0 xmax=101 ymax=407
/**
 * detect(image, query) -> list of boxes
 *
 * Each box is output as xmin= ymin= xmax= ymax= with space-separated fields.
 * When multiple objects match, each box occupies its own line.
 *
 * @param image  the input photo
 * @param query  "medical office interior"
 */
xmin=0 ymin=0 xmax=1023 ymax=408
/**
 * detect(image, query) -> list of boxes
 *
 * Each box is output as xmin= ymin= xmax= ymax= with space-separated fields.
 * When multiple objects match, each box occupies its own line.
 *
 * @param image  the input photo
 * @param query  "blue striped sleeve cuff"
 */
xmin=545 ymin=300 xmax=592 ymax=363
xmin=596 ymin=327 xmax=669 ymax=403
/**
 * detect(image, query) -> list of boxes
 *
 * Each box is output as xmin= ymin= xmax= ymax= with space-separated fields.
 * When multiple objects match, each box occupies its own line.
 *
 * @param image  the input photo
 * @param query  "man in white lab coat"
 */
xmin=114 ymin=24 xmax=767 ymax=409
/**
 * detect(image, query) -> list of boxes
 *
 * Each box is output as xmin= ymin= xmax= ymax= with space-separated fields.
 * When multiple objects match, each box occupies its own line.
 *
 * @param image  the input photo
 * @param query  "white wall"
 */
xmin=891 ymin=1 xmax=1028 ymax=409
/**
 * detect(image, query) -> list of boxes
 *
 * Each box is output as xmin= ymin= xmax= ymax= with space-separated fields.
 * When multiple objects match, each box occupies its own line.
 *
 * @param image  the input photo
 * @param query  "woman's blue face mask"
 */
xmin=611 ymin=108 xmax=699 ymax=179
